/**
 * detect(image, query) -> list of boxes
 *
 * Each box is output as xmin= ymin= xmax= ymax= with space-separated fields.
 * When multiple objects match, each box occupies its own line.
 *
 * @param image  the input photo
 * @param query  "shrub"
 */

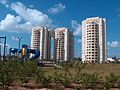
xmin=104 ymin=73 xmax=120 ymax=88
xmin=75 ymin=63 xmax=87 ymax=83
xmin=53 ymin=66 xmax=72 ymax=88
xmin=77 ymin=73 xmax=101 ymax=89
xmin=60 ymin=66 xmax=72 ymax=88
xmin=34 ymin=67 xmax=44 ymax=83
xmin=0 ymin=60 xmax=39 ymax=86
xmin=35 ymin=67 xmax=52 ymax=87
xmin=53 ymin=68 xmax=63 ymax=85
xmin=42 ymin=75 xmax=52 ymax=87
xmin=0 ymin=61 xmax=13 ymax=89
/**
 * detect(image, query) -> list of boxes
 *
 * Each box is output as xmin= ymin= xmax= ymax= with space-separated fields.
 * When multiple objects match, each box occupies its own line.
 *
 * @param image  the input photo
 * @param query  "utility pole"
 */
xmin=18 ymin=37 xmax=22 ymax=49
xmin=3 ymin=36 xmax=6 ymax=57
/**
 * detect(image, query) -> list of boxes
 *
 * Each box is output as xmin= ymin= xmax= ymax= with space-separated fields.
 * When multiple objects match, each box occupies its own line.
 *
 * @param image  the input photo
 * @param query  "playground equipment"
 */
xmin=9 ymin=44 xmax=60 ymax=68
xmin=9 ymin=44 xmax=40 ymax=60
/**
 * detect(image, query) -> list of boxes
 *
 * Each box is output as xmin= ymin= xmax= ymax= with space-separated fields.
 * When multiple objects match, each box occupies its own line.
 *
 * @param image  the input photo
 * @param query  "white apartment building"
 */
xmin=31 ymin=26 xmax=74 ymax=62
xmin=31 ymin=26 xmax=51 ymax=60
xmin=54 ymin=27 xmax=74 ymax=62
xmin=82 ymin=17 xmax=106 ymax=63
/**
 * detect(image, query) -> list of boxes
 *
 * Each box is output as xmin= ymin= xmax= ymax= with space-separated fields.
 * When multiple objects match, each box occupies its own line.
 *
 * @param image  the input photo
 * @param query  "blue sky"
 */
xmin=0 ymin=0 xmax=120 ymax=58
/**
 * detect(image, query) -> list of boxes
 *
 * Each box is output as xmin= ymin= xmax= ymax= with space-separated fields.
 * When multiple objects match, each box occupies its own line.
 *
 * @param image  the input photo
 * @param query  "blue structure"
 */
xmin=9 ymin=44 xmax=40 ymax=60
xmin=112 ymin=56 xmax=117 ymax=60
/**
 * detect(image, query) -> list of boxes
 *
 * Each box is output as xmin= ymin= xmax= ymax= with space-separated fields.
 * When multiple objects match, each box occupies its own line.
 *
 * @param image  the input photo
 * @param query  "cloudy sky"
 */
xmin=0 ymin=0 xmax=120 ymax=58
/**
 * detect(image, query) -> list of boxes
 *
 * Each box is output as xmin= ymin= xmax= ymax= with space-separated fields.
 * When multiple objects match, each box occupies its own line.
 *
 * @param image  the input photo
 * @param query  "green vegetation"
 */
xmin=0 ymin=59 xmax=120 ymax=89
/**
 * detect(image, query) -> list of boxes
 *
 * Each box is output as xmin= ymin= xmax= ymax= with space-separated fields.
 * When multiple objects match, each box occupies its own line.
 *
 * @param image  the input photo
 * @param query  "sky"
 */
xmin=0 ymin=0 xmax=120 ymax=58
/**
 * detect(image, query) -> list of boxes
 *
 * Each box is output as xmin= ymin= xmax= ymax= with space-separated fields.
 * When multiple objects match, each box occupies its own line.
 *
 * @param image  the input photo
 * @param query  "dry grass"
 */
xmin=43 ymin=64 xmax=120 ymax=78
xmin=82 ymin=64 xmax=120 ymax=75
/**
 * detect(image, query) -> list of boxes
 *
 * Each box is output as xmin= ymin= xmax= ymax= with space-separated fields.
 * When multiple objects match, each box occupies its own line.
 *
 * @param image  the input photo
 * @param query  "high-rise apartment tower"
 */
xmin=54 ymin=27 xmax=74 ymax=62
xmin=31 ymin=26 xmax=51 ymax=60
xmin=82 ymin=17 xmax=106 ymax=63
xmin=31 ymin=26 xmax=74 ymax=62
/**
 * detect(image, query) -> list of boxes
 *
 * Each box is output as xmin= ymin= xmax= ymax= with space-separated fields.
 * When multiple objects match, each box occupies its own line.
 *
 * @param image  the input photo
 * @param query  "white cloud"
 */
xmin=0 ymin=2 xmax=53 ymax=32
xmin=77 ymin=39 xmax=82 ymax=43
xmin=5 ymin=4 xmax=9 ymax=8
xmin=0 ymin=0 xmax=9 ymax=8
xmin=71 ymin=20 xmax=82 ymax=36
xmin=116 ymin=8 xmax=120 ymax=12
xmin=48 ymin=3 xmax=65 ymax=14
xmin=0 ymin=0 xmax=7 ymax=4
xmin=11 ymin=36 xmax=18 ymax=41
xmin=0 ymin=14 xmax=32 ymax=32
xmin=29 ymin=5 xmax=34 ymax=8
xmin=0 ymin=14 xmax=21 ymax=32
xmin=107 ymin=41 xmax=120 ymax=48
xmin=11 ymin=2 xmax=52 ymax=26
xmin=116 ymin=8 xmax=120 ymax=16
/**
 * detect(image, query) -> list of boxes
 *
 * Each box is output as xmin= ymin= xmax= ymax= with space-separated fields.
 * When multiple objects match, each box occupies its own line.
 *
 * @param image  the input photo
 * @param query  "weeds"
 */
xmin=0 ymin=60 xmax=120 ymax=89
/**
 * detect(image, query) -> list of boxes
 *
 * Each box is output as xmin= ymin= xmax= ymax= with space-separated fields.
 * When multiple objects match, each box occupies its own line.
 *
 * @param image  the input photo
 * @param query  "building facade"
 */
xmin=82 ymin=17 xmax=106 ymax=63
xmin=54 ymin=27 xmax=74 ymax=62
xmin=31 ymin=26 xmax=74 ymax=62
xmin=31 ymin=26 xmax=51 ymax=60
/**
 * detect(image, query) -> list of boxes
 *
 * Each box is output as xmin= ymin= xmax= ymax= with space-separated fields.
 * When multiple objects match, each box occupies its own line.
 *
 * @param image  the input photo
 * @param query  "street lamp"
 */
xmin=18 ymin=37 xmax=22 ymax=49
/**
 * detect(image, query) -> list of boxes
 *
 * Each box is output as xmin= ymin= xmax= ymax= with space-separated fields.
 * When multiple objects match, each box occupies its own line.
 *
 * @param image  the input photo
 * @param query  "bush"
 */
xmin=0 ymin=61 xmax=13 ymax=89
xmin=76 ymin=73 xmax=101 ymax=89
xmin=53 ymin=69 xmax=62 ymax=85
xmin=0 ymin=60 xmax=39 ymax=87
xmin=75 ymin=63 xmax=87 ymax=83
xmin=60 ymin=66 xmax=72 ymax=88
xmin=34 ymin=67 xmax=44 ymax=83
xmin=42 ymin=75 xmax=52 ymax=87
xmin=35 ymin=67 xmax=52 ymax=87
xmin=104 ymin=73 xmax=120 ymax=88
xmin=53 ymin=66 xmax=72 ymax=88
